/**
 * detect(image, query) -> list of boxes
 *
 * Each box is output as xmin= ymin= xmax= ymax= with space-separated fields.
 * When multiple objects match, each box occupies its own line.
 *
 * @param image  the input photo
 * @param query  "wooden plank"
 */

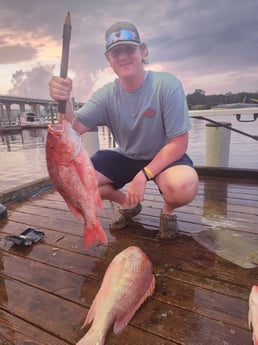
xmin=0 ymin=310 xmax=70 ymax=345
xmin=196 ymin=166 xmax=258 ymax=180
xmin=132 ymin=298 xmax=252 ymax=345
xmin=0 ymin=276 xmax=84 ymax=344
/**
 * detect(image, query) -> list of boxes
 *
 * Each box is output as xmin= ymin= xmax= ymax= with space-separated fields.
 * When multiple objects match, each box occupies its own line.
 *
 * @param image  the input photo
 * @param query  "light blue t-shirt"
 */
xmin=76 ymin=71 xmax=191 ymax=160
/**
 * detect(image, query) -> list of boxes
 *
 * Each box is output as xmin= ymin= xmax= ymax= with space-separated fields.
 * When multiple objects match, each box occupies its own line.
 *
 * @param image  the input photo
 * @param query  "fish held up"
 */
xmin=45 ymin=120 xmax=107 ymax=249
xmin=249 ymin=285 xmax=258 ymax=345
xmin=76 ymin=246 xmax=155 ymax=345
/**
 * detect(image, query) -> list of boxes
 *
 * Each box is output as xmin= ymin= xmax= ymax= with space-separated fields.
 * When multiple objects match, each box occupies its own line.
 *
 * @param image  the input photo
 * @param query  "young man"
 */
xmin=49 ymin=21 xmax=199 ymax=239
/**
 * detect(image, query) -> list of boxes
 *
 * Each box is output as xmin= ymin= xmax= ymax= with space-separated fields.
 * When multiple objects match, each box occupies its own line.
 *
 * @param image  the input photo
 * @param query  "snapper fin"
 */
xmin=113 ymin=275 xmax=156 ymax=334
xmin=84 ymin=218 xmax=108 ymax=249
xmin=96 ymin=192 xmax=103 ymax=212
xmin=56 ymin=189 xmax=84 ymax=221
xmin=81 ymin=281 xmax=110 ymax=329
xmin=81 ymin=298 xmax=98 ymax=329
xmin=66 ymin=203 xmax=84 ymax=220
xmin=76 ymin=331 xmax=105 ymax=345
xmin=113 ymin=308 xmax=138 ymax=335
xmin=248 ymin=307 xmax=252 ymax=330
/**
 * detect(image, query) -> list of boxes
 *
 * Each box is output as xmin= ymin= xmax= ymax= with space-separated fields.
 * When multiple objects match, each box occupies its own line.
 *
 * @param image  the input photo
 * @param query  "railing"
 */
xmin=189 ymin=107 xmax=258 ymax=169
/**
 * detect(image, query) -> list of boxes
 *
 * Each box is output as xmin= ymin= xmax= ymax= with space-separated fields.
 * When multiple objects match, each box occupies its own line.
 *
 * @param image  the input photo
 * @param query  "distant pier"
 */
xmin=0 ymin=95 xmax=83 ymax=130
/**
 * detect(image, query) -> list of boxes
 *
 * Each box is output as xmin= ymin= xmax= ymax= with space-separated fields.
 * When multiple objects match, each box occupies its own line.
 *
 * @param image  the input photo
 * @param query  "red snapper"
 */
xmin=76 ymin=246 xmax=155 ymax=345
xmin=249 ymin=285 xmax=258 ymax=345
xmin=45 ymin=120 xmax=107 ymax=249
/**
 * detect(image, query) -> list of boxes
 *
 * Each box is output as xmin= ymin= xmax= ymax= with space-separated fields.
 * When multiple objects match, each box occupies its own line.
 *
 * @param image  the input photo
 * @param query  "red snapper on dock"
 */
xmin=76 ymin=246 xmax=155 ymax=345
xmin=249 ymin=285 xmax=258 ymax=345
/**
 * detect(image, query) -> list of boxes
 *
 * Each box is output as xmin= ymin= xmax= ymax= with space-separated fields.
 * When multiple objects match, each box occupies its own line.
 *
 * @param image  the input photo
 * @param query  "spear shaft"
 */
xmin=58 ymin=12 xmax=72 ymax=118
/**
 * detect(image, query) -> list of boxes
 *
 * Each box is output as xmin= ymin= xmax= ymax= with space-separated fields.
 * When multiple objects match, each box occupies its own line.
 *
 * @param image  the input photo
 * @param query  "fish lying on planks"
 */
xmin=76 ymin=246 xmax=155 ymax=345
xmin=249 ymin=285 xmax=258 ymax=345
xmin=45 ymin=120 xmax=107 ymax=249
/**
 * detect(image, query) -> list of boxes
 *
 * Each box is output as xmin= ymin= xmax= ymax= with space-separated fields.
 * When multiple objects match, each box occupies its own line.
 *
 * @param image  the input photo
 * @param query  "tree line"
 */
xmin=186 ymin=89 xmax=258 ymax=110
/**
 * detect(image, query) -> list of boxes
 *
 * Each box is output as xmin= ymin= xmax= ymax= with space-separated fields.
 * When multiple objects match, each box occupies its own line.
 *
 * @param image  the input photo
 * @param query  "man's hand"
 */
xmin=49 ymin=76 xmax=72 ymax=101
xmin=126 ymin=170 xmax=147 ymax=205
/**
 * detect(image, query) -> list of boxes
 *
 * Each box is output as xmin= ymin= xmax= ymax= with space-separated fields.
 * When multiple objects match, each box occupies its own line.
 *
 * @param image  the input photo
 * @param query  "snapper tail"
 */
xmin=84 ymin=219 xmax=108 ymax=249
xmin=76 ymin=327 xmax=105 ymax=345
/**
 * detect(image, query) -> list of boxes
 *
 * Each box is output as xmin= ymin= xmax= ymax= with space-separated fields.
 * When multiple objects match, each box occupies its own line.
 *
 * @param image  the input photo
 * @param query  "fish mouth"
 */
xmin=48 ymin=123 xmax=64 ymax=135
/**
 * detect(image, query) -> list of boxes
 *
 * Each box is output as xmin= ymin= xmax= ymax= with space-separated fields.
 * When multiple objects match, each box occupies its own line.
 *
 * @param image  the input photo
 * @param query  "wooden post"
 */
xmin=205 ymin=122 xmax=231 ymax=167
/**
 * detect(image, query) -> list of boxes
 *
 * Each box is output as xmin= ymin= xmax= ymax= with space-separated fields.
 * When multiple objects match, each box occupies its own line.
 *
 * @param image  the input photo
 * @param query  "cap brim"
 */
xmin=105 ymin=41 xmax=140 ymax=55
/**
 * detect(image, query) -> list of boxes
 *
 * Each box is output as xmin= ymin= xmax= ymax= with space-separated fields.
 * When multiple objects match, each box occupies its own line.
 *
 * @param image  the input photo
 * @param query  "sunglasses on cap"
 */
xmin=106 ymin=29 xmax=140 ymax=46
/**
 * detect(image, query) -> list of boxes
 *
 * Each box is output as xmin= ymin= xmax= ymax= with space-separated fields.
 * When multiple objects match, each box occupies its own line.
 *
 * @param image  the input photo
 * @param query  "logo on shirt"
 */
xmin=143 ymin=108 xmax=156 ymax=117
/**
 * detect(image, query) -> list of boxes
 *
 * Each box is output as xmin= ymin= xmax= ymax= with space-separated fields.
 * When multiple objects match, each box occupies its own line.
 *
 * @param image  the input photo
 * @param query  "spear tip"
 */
xmin=65 ymin=11 xmax=71 ymax=25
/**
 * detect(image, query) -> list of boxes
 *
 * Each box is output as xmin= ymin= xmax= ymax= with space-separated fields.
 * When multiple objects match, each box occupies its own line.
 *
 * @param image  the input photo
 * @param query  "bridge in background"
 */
xmin=0 ymin=95 xmax=83 ymax=127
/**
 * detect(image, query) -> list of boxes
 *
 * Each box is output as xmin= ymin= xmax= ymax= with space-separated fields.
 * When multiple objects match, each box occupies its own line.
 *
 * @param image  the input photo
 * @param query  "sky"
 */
xmin=0 ymin=0 xmax=257 ymax=102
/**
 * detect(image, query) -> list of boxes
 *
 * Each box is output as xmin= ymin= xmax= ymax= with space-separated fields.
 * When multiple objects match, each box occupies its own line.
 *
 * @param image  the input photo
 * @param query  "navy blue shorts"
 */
xmin=91 ymin=149 xmax=193 ymax=190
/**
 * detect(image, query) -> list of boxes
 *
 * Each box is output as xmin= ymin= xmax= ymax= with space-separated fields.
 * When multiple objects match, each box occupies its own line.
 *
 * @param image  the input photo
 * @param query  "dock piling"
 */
xmin=205 ymin=122 xmax=231 ymax=167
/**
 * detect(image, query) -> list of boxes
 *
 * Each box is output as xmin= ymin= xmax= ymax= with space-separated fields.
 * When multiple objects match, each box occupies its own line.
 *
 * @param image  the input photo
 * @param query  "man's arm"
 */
xmin=145 ymin=132 xmax=188 ymax=177
xmin=49 ymin=76 xmax=90 ymax=134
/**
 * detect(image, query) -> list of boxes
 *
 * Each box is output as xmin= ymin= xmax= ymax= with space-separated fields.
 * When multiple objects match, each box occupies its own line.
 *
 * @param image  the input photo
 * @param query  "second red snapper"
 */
xmin=249 ymin=285 xmax=258 ymax=345
xmin=45 ymin=120 xmax=107 ymax=249
xmin=76 ymin=246 xmax=155 ymax=345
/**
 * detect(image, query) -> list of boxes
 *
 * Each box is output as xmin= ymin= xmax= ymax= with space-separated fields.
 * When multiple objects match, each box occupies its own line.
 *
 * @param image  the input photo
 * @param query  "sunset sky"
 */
xmin=0 ymin=0 xmax=257 ymax=102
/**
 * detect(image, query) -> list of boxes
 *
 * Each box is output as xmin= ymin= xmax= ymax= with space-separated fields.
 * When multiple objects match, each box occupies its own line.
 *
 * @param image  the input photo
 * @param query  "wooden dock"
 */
xmin=1 ymin=171 xmax=258 ymax=344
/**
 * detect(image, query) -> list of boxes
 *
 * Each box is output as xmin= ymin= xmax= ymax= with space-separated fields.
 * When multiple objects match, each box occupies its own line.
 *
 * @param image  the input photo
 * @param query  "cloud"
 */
xmin=8 ymin=64 xmax=55 ymax=99
xmin=0 ymin=44 xmax=36 ymax=64
xmin=0 ymin=0 xmax=258 ymax=98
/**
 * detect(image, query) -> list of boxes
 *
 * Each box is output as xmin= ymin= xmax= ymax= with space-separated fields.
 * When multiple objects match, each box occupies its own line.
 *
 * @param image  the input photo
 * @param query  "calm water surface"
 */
xmin=0 ymin=108 xmax=257 ymax=193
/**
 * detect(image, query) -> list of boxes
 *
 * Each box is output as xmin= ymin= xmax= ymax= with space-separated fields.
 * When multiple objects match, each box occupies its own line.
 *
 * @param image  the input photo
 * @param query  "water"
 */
xmin=189 ymin=108 xmax=258 ymax=167
xmin=0 ymin=108 xmax=257 ymax=194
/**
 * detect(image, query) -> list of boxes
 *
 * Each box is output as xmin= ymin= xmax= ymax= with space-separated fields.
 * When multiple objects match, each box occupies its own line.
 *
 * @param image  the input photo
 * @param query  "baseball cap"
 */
xmin=105 ymin=21 xmax=141 ymax=54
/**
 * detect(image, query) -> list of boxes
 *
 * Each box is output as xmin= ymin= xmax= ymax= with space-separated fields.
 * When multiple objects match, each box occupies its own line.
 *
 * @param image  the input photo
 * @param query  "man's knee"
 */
xmin=157 ymin=166 xmax=199 ymax=204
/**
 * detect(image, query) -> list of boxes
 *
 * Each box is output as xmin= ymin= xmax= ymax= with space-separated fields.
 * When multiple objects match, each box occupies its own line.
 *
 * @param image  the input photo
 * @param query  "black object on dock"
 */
xmin=5 ymin=228 xmax=45 ymax=246
xmin=0 ymin=204 xmax=7 ymax=220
